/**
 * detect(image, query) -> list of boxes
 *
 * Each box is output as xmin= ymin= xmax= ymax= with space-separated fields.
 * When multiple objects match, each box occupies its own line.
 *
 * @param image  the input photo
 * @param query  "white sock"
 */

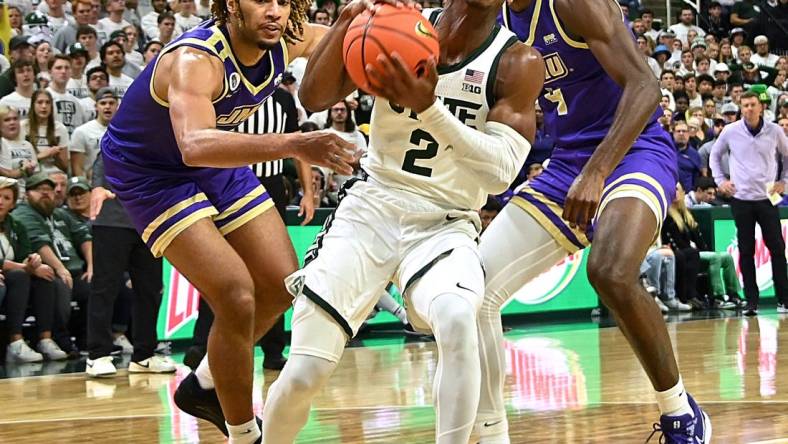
xmin=195 ymin=356 xmax=214 ymax=389
xmin=655 ymin=377 xmax=693 ymax=417
xmin=377 ymin=292 xmax=409 ymax=324
xmin=227 ymin=418 xmax=260 ymax=444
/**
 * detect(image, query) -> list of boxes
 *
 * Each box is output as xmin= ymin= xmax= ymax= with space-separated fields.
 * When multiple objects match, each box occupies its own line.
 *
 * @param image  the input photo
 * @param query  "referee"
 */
xmin=710 ymin=91 xmax=788 ymax=316
xmin=186 ymin=85 xmax=315 ymax=371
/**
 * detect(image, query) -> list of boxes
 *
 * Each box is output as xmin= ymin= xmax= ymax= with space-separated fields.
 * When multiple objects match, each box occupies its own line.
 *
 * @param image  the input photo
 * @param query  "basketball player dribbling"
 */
xmin=259 ymin=1 xmax=544 ymax=442
xmin=98 ymin=0 xmax=357 ymax=442
xmin=475 ymin=0 xmax=711 ymax=443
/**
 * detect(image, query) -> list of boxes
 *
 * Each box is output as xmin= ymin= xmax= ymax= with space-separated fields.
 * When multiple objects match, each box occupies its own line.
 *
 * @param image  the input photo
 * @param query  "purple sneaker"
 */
xmin=647 ymin=394 xmax=712 ymax=443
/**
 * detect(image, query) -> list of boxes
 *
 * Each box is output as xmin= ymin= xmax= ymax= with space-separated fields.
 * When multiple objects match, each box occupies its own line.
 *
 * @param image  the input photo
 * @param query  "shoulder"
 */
xmin=499 ymin=42 xmax=543 ymax=76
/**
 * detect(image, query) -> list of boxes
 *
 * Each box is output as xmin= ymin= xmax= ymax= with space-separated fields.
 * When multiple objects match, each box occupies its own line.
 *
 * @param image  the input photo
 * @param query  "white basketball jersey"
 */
xmin=361 ymin=10 xmax=519 ymax=210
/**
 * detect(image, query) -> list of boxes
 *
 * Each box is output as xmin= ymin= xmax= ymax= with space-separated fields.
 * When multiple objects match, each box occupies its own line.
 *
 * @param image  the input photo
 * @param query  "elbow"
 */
xmin=643 ymin=79 xmax=662 ymax=108
xmin=298 ymin=87 xmax=329 ymax=113
xmin=179 ymin=136 xmax=203 ymax=167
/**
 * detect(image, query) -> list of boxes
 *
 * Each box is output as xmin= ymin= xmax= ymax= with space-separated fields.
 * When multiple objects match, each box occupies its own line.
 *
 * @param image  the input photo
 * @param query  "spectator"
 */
xmin=729 ymin=27 xmax=747 ymax=59
xmin=684 ymin=74 xmax=703 ymax=107
xmin=65 ymin=176 xmax=90 ymax=220
xmin=678 ymin=50 xmax=695 ymax=76
xmin=43 ymin=0 xmax=74 ymax=35
xmin=711 ymin=91 xmax=788 ymax=315
xmin=174 ymin=0 xmax=201 ymax=32
xmin=79 ymin=66 xmax=109 ymax=121
xmin=698 ymin=117 xmax=728 ymax=178
xmin=122 ymin=0 xmax=142 ymax=29
xmin=21 ymin=90 xmax=69 ymax=173
xmin=751 ymin=35 xmax=779 ymax=69
xmin=121 ymin=25 xmax=144 ymax=68
xmin=22 ymin=11 xmax=53 ymax=43
xmin=714 ymin=63 xmax=731 ymax=84
xmin=704 ymin=1 xmax=730 ymax=41
xmin=141 ymin=40 xmax=162 ymax=69
xmin=100 ymin=41 xmax=135 ymax=97
xmin=751 ymin=0 xmax=787 ymax=53
xmin=719 ymin=41 xmax=735 ymax=66
xmin=660 ymin=94 xmax=672 ymax=111
xmin=0 ymin=106 xmax=38 ymax=182
xmin=33 ymin=40 xmax=52 ymax=77
xmin=66 ymin=43 xmax=91 ymax=99
xmin=156 ymin=12 xmax=177 ymax=45
xmin=674 ymin=121 xmax=701 ymax=192
xmin=730 ymin=0 xmax=758 ymax=28
xmin=75 ymin=26 xmax=101 ymax=71
xmin=47 ymin=54 xmax=88 ymax=136
xmin=662 ymin=184 xmax=704 ymax=308
xmin=0 ymin=60 xmax=36 ymax=118
xmin=8 ymin=7 xmax=24 ymax=36
xmin=49 ymin=169 xmax=68 ymax=207
xmin=70 ymin=87 xmax=117 ymax=177
xmin=97 ymin=0 xmax=132 ymax=38
xmin=695 ymin=55 xmax=712 ymax=76
xmin=141 ymin=0 xmax=174 ymax=41
xmin=685 ymin=177 xmax=717 ymax=208
xmin=108 ymin=30 xmax=141 ymax=78
xmin=323 ymin=99 xmax=366 ymax=193
xmin=52 ymin=0 xmax=92 ymax=53
xmin=480 ymin=197 xmax=501 ymax=234
xmin=668 ymin=6 xmax=706 ymax=47
xmin=730 ymin=83 xmax=745 ymax=106
xmin=0 ymin=177 xmax=65 ymax=362
xmin=639 ymin=8 xmax=660 ymax=41
xmin=658 ymin=107 xmax=673 ymax=131
xmin=312 ymin=8 xmax=332 ymax=26
xmin=641 ymin=246 xmax=691 ymax=311
xmin=659 ymin=69 xmax=676 ymax=110
xmin=697 ymin=74 xmax=715 ymax=99
xmin=13 ymin=172 xmax=92 ymax=355
xmin=673 ymin=91 xmax=690 ymax=120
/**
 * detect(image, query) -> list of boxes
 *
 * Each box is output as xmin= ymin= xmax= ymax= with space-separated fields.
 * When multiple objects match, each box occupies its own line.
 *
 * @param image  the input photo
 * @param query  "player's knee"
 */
xmin=431 ymin=295 xmax=478 ymax=355
xmin=213 ymin=276 xmax=256 ymax=325
xmin=279 ymin=358 xmax=335 ymax=397
xmin=587 ymin=257 xmax=636 ymax=298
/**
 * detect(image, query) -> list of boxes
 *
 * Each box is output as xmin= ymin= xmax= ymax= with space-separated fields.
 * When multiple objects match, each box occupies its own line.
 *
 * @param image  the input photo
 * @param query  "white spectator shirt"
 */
xmin=751 ymin=53 xmax=780 ymax=68
xmin=46 ymin=14 xmax=74 ymax=34
xmin=140 ymin=11 xmax=159 ymax=39
xmin=0 ymin=137 xmax=37 ymax=171
xmin=20 ymin=119 xmax=70 ymax=173
xmin=667 ymin=23 xmax=706 ymax=46
xmin=46 ymin=87 xmax=88 ymax=135
xmin=175 ymin=13 xmax=202 ymax=32
xmin=126 ymin=50 xmax=144 ymax=68
xmin=86 ymin=54 xmax=102 ymax=70
xmin=0 ymin=92 xmax=33 ymax=119
xmin=0 ymin=54 xmax=9 ymax=73
xmin=66 ymin=76 xmax=90 ymax=99
xmin=80 ymin=96 xmax=96 ymax=121
xmin=109 ymin=72 xmax=134 ymax=98
xmin=97 ymin=17 xmax=132 ymax=38
xmin=69 ymin=119 xmax=107 ymax=176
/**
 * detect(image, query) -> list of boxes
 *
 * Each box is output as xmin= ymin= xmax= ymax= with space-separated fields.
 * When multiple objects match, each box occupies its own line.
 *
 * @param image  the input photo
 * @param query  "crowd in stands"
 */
xmin=0 ymin=0 xmax=786 ymax=366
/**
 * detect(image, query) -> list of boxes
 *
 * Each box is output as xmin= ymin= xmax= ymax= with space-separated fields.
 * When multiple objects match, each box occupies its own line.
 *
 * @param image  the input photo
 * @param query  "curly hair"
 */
xmin=211 ymin=0 xmax=310 ymax=44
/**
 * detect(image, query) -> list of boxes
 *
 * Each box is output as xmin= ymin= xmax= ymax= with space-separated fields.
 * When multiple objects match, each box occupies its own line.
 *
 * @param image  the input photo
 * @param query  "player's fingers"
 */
xmin=389 ymin=52 xmax=414 ymax=80
xmin=332 ymin=159 xmax=354 ymax=176
xmin=424 ymin=57 xmax=438 ymax=82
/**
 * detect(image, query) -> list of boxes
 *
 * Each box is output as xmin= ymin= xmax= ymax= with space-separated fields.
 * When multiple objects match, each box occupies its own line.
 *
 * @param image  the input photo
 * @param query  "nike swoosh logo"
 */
xmin=484 ymin=420 xmax=503 ymax=427
xmin=456 ymin=282 xmax=473 ymax=292
xmin=137 ymin=361 xmax=150 ymax=368
xmin=446 ymin=215 xmax=459 ymax=221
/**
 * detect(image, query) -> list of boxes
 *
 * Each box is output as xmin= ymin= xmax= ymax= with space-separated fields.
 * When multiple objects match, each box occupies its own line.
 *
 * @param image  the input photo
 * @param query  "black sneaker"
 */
xmin=174 ymin=372 xmax=228 ymax=436
xmin=744 ymin=303 xmax=759 ymax=317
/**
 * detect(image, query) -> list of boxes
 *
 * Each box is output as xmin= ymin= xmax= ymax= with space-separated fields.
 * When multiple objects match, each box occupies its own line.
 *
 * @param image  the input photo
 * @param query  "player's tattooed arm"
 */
xmin=555 ymin=0 xmax=662 ymax=228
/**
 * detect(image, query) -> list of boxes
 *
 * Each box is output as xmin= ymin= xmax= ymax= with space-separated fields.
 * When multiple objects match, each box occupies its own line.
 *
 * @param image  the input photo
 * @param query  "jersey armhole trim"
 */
xmin=549 ymin=0 xmax=589 ymax=49
xmin=485 ymin=35 xmax=520 ymax=109
xmin=148 ymin=39 xmax=229 ymax=108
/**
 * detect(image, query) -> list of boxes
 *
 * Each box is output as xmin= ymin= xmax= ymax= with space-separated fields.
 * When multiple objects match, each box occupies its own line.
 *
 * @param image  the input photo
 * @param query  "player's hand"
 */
xmin=33 ymin=264 xmax=55 ymax=281
xmin=90 ymin=186 xmax=116 ymax=221
xmin=342 ymin=0 xmax=420 ymax=18
xmin=562 ymin=172 xmax=605 ymax=231
xmin=770 ymin=182 xmax=785 ymax=195
xmin=299 ymin=193 xmax=316 ymax=225
xmin=719 ymin=180 xmax=736 ymax=196
xmin=365 ymin=53 xmax=438 ymax=114
xmin=293 ymin=132 xmax=355 ymax=175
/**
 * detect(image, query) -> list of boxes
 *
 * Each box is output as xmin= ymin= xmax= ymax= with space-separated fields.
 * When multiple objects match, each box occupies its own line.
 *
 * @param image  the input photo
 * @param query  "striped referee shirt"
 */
xmin=234 ymin=88 xmax=299 ymax=177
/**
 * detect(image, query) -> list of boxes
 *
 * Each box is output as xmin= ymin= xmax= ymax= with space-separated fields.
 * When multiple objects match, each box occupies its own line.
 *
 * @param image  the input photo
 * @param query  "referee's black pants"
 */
xmin=87 ymin=226 xmax=163 ymax=362
xmin=192 ymin=174 xmax=288 ymax=358
xmin=730 ymin=198 xmax=788 ymax=306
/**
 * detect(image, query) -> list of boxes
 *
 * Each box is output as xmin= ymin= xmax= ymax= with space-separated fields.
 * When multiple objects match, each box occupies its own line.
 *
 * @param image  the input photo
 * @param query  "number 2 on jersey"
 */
xmin=544 ymin=88 xmax=568 ymax=116
xmin=402 ymin=129 xmax=439 ymax=177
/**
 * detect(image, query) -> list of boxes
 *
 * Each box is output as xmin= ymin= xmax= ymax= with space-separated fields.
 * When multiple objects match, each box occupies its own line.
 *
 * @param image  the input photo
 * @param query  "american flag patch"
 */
xmin=464 ymin=69 xmax=484 ymax=84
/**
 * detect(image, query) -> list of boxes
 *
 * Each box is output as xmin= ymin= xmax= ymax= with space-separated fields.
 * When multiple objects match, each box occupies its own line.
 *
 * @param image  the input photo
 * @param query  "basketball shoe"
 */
xmin=174 ymin=372 xmax=228 ymax=436
xmin=648 ymin=394 xmax=711 ymax=443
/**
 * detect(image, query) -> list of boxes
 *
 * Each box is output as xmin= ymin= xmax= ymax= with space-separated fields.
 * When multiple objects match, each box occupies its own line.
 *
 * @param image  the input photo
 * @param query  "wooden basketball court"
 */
xmin=1 ymin=313 xmax=787 ymax=443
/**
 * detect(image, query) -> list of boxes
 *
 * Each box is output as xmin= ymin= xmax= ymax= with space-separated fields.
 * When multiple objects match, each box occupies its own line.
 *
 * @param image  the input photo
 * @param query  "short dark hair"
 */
xmin=640 ymin=8 xmax=653 ymax=17
xmin=100 ymin=41 xmax=124 ymax=62
xmin=157 ymin=11 xmax=175 ymax=24
xmin=694 ymin=177 xmax=717 ymax=191
xmin=660 ymin=69 xmax=675 ymax=79
xmin=679 ymin=6 xmax=694 ymax=16
xmin=673 ymin=91 xmax=690 ymax=102
xmin=86 ymin=65 xmax=108 ymax=80
xmin=741 ymin=91 xmax=760 ymax=101
xmin=482 ymin=197 xmax=502 ymax=213
xmin=143 ymin=40 xmax=162 ymax=53
xmin=313 ymin=8 xmax=329 ymax=18
xmin=76 ymin=24 xmax=97 ymax=39
xmin=299 ymin=121 xmax=319 ymax=133
xmin=10 ymin=59 xmax=33 ymax=88
xmin=47 ymin=54 xmax=71 ymax=70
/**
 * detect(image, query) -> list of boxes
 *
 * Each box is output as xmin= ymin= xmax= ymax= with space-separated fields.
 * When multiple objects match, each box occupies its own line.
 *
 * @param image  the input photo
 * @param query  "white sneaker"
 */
xmin=665 ymin=299 xmax=693 ymax=312
xmin=86 ymin=356 xmax=117 ymax=378
xmin=129 ymin=355 xmax=177 ymax=374
xmin=654 ymin=297 xmax=669 ymax=313
xmin=113 ymin=334 xmax=134 ymax=354
xmin=777 ymin=303 xmax=788 ymax=314
xmin=5 ymin=339 xmax=44 ymax=363
xmin=37 ymin=338 xmax=68 ymax=361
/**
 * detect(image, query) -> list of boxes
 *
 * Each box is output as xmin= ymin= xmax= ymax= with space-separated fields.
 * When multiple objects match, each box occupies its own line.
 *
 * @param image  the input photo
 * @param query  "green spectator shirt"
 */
xmin=12 ymin=203 xmax=92 ymax=274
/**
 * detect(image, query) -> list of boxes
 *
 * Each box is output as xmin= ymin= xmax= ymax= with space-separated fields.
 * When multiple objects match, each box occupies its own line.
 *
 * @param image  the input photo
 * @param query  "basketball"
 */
xmin=342 ymin=5 xmax=440 ymax=91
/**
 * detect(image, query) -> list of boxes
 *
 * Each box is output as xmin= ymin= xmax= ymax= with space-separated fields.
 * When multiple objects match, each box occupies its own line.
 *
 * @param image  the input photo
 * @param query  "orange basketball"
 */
xmin=342 ymin=5 xmax=440 ymax=91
